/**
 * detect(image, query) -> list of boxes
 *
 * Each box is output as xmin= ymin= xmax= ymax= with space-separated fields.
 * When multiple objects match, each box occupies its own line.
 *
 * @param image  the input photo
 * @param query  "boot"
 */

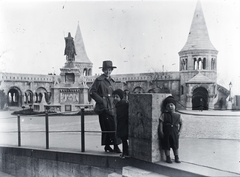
xmin=104 ymin=145 xmax=114 ymax=152
xmin=166 ymin=156 xmax=172 ymax=163
xmin=175 ymin=155 xmax=181 ymax=163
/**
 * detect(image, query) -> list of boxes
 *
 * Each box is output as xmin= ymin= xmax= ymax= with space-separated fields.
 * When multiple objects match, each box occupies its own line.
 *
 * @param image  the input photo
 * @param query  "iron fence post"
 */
xmin=81 ymin=108 xmax=85 ymax=152
xmin=17 ymin=115 xmax=21 ymax=146
xmin=45 ymin=109 xmax=49 ymax=149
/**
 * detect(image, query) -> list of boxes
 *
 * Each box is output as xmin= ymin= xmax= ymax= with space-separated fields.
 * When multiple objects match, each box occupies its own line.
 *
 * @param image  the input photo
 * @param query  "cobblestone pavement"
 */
xmin=0 ymin=110 xmax=240 ymax=148
xmin=180 ymin=114 xmax=240 ymax=140
xmin=178 ymin=111 xmax=240 ymax=175
xmin=1 ymin=110 xmax=239 ymax=140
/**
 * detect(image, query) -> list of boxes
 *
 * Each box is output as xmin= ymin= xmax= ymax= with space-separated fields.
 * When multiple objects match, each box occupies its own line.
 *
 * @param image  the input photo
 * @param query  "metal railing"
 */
xmin=0 ymin=108 xmax=116 ymax=152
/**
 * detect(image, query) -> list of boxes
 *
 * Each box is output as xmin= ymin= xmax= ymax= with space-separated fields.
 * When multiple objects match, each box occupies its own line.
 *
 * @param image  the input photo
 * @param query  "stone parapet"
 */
xmin=0 ymin=146 xmax=230 ymax=177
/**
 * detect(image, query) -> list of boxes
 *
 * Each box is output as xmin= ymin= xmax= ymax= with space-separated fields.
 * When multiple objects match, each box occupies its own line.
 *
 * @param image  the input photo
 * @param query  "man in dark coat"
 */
xmin=89 ymin=60 xmax=121 ymax=153
xmin=159 ymin=96 xmax=182 ymax=163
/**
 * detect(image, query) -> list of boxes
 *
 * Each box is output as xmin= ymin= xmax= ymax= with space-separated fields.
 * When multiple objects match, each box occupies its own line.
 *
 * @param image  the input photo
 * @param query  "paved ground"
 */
xmin=177 ymin=110 xmax=240 ymax=176
xmin=0 ymin=110 xmax=240 ymax=176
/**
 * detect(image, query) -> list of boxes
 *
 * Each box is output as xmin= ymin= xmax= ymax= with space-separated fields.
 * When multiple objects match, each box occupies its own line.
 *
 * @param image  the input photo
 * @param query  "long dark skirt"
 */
xmin=99 ymin=112 xmax=120 ymax=146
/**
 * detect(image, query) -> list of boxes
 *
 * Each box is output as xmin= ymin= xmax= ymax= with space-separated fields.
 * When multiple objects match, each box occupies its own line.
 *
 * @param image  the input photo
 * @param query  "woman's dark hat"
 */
xmin=99 ymin=60 xmax=117 ymax=69
xmin=162 ymin=96 xmax=176 ymax=108
xmin=112 ymin=89 xmax=124 ymax=100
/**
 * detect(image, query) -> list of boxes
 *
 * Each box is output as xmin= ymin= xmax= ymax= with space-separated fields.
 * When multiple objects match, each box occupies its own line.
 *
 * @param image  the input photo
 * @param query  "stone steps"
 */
xmin=108 ymin=166 xmax=169 ymax=177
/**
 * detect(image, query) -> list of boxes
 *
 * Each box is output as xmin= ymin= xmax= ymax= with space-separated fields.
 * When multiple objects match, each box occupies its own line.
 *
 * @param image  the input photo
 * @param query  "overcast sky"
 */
xmin=0 ymin=0 xmax=240 ymax=95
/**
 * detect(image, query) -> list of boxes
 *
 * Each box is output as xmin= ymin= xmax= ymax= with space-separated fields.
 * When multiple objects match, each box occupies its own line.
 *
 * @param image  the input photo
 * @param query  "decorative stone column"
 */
xmin=208 ymin=94 xmax=215 ymax=110
xmin=21 ymin=95 xmax=24 ymax=106
xmin=186 ymin=95 xmax=192 ymax=110
xmin=185 ymin=84 xmax=193 ymax=110
xmin=128 ymin=93 xmax=171 ymax=163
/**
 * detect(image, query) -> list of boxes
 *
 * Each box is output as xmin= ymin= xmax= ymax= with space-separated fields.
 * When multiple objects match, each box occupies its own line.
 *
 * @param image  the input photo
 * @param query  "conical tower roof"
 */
xmin=75 ymin=23 xmax=92 ymax=63
xmin=180 ymin=0 xmax=216 ymax=52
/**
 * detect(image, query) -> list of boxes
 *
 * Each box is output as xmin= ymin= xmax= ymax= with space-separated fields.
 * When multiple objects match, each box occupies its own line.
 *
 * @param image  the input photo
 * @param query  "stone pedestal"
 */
xmin=128 ymin=93 xmax=171 ymax=163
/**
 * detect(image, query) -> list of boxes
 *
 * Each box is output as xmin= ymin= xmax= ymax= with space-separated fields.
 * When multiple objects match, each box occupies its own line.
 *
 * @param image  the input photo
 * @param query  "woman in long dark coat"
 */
xmin=89 ymin=60 xmax=121 ymax=153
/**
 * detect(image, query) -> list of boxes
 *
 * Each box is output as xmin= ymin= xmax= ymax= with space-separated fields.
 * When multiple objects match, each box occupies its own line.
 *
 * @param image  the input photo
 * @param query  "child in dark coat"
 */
xmin=159 ymin=96 xmax=182 ymax=163
xmin=113 ymin=89 xmax=129 ymax=158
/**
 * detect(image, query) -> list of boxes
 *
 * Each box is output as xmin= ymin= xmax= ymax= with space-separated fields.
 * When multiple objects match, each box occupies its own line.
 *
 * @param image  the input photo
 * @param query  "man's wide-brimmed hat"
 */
xmin=99 ymin=60 xmax=117 ymax=69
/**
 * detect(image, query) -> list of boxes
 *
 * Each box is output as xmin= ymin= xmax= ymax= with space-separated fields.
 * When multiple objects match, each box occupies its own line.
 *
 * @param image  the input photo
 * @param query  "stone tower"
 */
xmin=74 ymin=23 xmax=93 ymax=76
xmin=178 ymin=0 xmax=218 ymax=110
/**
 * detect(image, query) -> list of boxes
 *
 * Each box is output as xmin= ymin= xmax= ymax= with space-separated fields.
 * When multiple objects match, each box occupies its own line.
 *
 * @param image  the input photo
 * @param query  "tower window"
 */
xmin=83 ymin=68 xmax=88 ymax=76
xmin=203 ymin=58 xmax=206 ymax=69
xmin=198 ymin=58 xmax=202 ymax=70
xmin=88 ymin=68 xmax=92 ymax=76
xmin=180 ymin=57 xmax=188 ymax=70
xmin=211 ymin=58 xmax=216 ymax=70
xmin=194 ymin=58 xmax=197 ymax=70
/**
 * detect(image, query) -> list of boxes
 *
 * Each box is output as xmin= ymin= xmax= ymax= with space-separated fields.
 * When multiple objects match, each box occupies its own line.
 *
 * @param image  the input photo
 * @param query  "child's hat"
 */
xmin=163 ymin=96 xmax=176 ymax=108
xmin=112 ymin=89 xmax=124 ymax=99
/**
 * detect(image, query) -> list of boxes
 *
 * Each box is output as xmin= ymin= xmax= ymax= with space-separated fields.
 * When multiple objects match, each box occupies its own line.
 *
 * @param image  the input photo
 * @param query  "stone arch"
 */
xmin=88 ymin=68 xmax=92 ymax=76
xmin=38 ymin=93 xmax=43 ymax=103
xmin=194 ymin=57 xmax=206 ymax=70
xmin=132 ymin=86 xmax=145 ymax=94
xmin=211 ymin=58 xmax=216 ymax=70
xmin=191 ymin=84 xmax=208 ymax=93
xmin=24 ymin=90 xmax=34 ymax=104
xmin=36 ymin=87 xmax=48 ymax=103
xmin=197 ymin=58 xmax=202 ymax=69
xmin=185 ymin=58 xmax=188 ymax=70
xmin=193 ymin=58 xmax=197 ymax=70
xmin=34 ymin=92 xmax=38 ymax=103
xmin=202 ymin=58 xmax=206 ymax=69
xmin=148 ymin=89 xmax=155 ymax=93
xmin=192 ymin=86 xmax=209 ymax=110
xmin=83 ymin=68 xmax=88 ymax=76
xmin=7 ymin=86 xmax=22 ymax=107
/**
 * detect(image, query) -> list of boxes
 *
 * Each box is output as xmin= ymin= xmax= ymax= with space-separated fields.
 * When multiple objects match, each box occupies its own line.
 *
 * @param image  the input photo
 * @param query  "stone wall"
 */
xmin=0 ymin=147 xmax=122 ymax=177
xmin=0 ymin=147 xmax=200 ymax=177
